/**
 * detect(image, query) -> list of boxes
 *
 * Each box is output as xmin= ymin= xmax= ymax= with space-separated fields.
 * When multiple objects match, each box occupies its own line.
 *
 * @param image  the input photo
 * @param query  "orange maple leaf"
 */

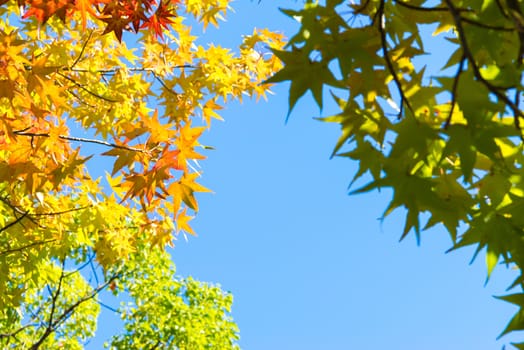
xmin=142 ymin=109 xmax=175 ymax=144
xmin=176 ymin=208 xmax=195 ymax=236
xmin=22 ymin=0 xmax=71 ymax=23
xmin=73 ymin=0 xmax=109 ymax=30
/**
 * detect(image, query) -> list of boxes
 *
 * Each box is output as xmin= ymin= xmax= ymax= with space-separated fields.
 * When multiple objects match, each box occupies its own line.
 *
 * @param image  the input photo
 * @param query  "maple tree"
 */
xmin=268 ymin=0 xmax=524 ymax=348
xmin=0 ymin=0 xmax=283 ymax=348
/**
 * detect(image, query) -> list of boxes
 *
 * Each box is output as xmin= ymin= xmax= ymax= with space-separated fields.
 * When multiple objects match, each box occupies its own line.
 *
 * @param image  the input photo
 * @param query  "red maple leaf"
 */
xmin=100 ymin=15 xmax=130 ymax=42
xmin=22 ymin=0 xmax=72 ymax=23
xmin=123 ymin=0 xmax=149 ymax=33
xmin=142 ymin=0 xmax=177 ymax=39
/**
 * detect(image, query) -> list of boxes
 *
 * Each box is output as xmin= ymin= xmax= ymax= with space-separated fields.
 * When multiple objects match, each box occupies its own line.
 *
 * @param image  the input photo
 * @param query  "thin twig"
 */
xmin=394 ymin=0 xmax=451 ymax=12
xmin=58 ymin=72 xmax=119 ymax=103
xmin=30 ymin=270 xmax=120 ymax=349
xmin=0 ymin=239 xmax=57 ymax=257
xmin=63 ymin=85 xmax=97 ymax=108
xmin=68 ymin=65 xmax=195 ymax=74
xmin=445 ymin=0 xmax=524 ymax=136
xmin=0 ymin=196 xmax=41 ymax=229
xmin=65 ymin=253 xmax=96 ymax=278
xmin=495 ymin=0 xmax=511 ymax=19
xmin=150 ymin=340 xmax=163 ymax=350
xmin=33 ymin=205 xmax=93 ymax=217
xmin=71 ymin=30 xmax=93 ymax=69
xmin=89 ymin=257 xmax=100 ymax=286
xmin=0 ymin=324 xmax=37 ymax=339
xmin=47 ymin=274 xmax=119 ymax=331
xmin=98 ymin=301 xmax=118 ymax=313
xmin=152 ymin=72 xmax=179 ymax=97
xmin=377 ymin=0 xmax=413 ymax=117
xmin=460 ymin=16 xmax=515 ymax=31
xmin=445 ymin=55 xmax=466 ymax=129
xmin=13 ymin=130 xmax=150 ymax=154
xmin=507 ymin=0 xmax=524 ymax=64
xmin=353 ymin=0 xmax=371 ymax=15
xmin=30 ymin=259 xmax=66 ymax=350
xmin=0 ymin=212 xmax=28 ymax=233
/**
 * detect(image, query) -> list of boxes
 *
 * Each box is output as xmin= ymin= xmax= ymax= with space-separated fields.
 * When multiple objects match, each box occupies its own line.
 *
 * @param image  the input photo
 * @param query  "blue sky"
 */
xmin=86 ymin=1 xmax=524 ymax=348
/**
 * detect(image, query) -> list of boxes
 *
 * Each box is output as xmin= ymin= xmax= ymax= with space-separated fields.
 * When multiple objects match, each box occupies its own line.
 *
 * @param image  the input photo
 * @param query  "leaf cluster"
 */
xmin=1 ymin=0 xmax=179 ymax=41
xmin=270 ymin=0 xmax=524 ymax=346
xmin=0 ymin=0 xmax=284 ymax=347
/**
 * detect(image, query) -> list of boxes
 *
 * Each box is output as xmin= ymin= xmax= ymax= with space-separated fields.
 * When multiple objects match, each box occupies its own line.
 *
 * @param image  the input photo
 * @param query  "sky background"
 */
xmin=90 ymin=1 xmax=524 ymax=349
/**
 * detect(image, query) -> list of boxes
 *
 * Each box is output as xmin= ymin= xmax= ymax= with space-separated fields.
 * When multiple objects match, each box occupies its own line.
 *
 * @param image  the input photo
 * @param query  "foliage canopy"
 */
xmin=0 ymin=0 xmax=283 ymax=348
xmin=268 ymin=0 xmax=524 ymax=347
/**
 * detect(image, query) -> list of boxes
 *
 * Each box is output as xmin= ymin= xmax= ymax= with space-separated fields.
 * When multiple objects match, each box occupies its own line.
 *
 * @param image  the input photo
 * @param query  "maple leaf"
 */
xmin=142 ymin=0 xmax=177 ymax=39
xmin=152 ymin=146 xmax=180 ymax=173
xmin=50 ymin=148 xmax=92 ymax=188
xmin=73 ymin=0 xmax=109 ymax=30
xmin=0 ymin=80 xmax=15 ymax=100
xmin=22 ymin=0 xmax=71 ymax=23
xmin=167 ymin=172 xmax=210 ymax=213
xmin=30 ymin=54 xmax=59 ymax=76
xmin=100 ymin=14 xmax=130 ymax=42
xmin=102 ymin=147 xmax=137 ymax=175
xmin=175 ymin=208 xmax=195 ymax=236
xmin=142 ymin=109 xmax=175 ymax=144
xmin=202 ymin=98 xmax=224 ymax=125
xmin=174 ymin=122 xmax=206 ymax=171
xmin=127 ymin=2 xmax=149 ymax=33
xmin=265 ymin=46 xmax=340 ymax=117
xmin=0 ymin=0 xmax=286 ymax=347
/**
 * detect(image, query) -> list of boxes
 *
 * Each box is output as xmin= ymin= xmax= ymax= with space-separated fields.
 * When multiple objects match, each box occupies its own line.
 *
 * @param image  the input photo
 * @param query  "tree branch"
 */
xmin=0 ymin=323 xmax=38 ymax=343
xmin=13 ymin=130 xmax=150 ymax=154
xmin=353 ymin=0 xmax=372 ymax=15
xmin=98 ymin=301 xmax=119 ymax=313
xmin=67 ymin=65 xmax=195 ymax=74
xmin=32 ymin=205 xmax=93 ymax=217
xmin=507 ymin=0 xmax=524 ymax=65
xmin=460 ymin=16 xmax=515 ymax=31
xmin=30 ymin=259 xmax=66 ymax=350
xmin=394 ymin=0 xmax=452 ymax=12
xmin=377 ymin=0 xmax=413 ymax=117
xmin=58 ymin=72 xmax=119 ymax=103
xmin=0 ymin=212 xmax=28 ymax=233
xmin=71 ymin=30 xmax=93 ymax=69
xmin=445 ymin=55 xmax=466 ymax=128
xmin=0 ymin=239 xmax=57 ymax=257
xmin=30 ymin=268 xmax=120 ymax=350
xmin=445 ymin=0 xmax=524 ymax=135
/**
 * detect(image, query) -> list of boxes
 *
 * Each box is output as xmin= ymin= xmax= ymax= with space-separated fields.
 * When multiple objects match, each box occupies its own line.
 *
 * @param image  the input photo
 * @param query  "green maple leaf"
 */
xmin=265 ymin=47 xmax=339 ymax=118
